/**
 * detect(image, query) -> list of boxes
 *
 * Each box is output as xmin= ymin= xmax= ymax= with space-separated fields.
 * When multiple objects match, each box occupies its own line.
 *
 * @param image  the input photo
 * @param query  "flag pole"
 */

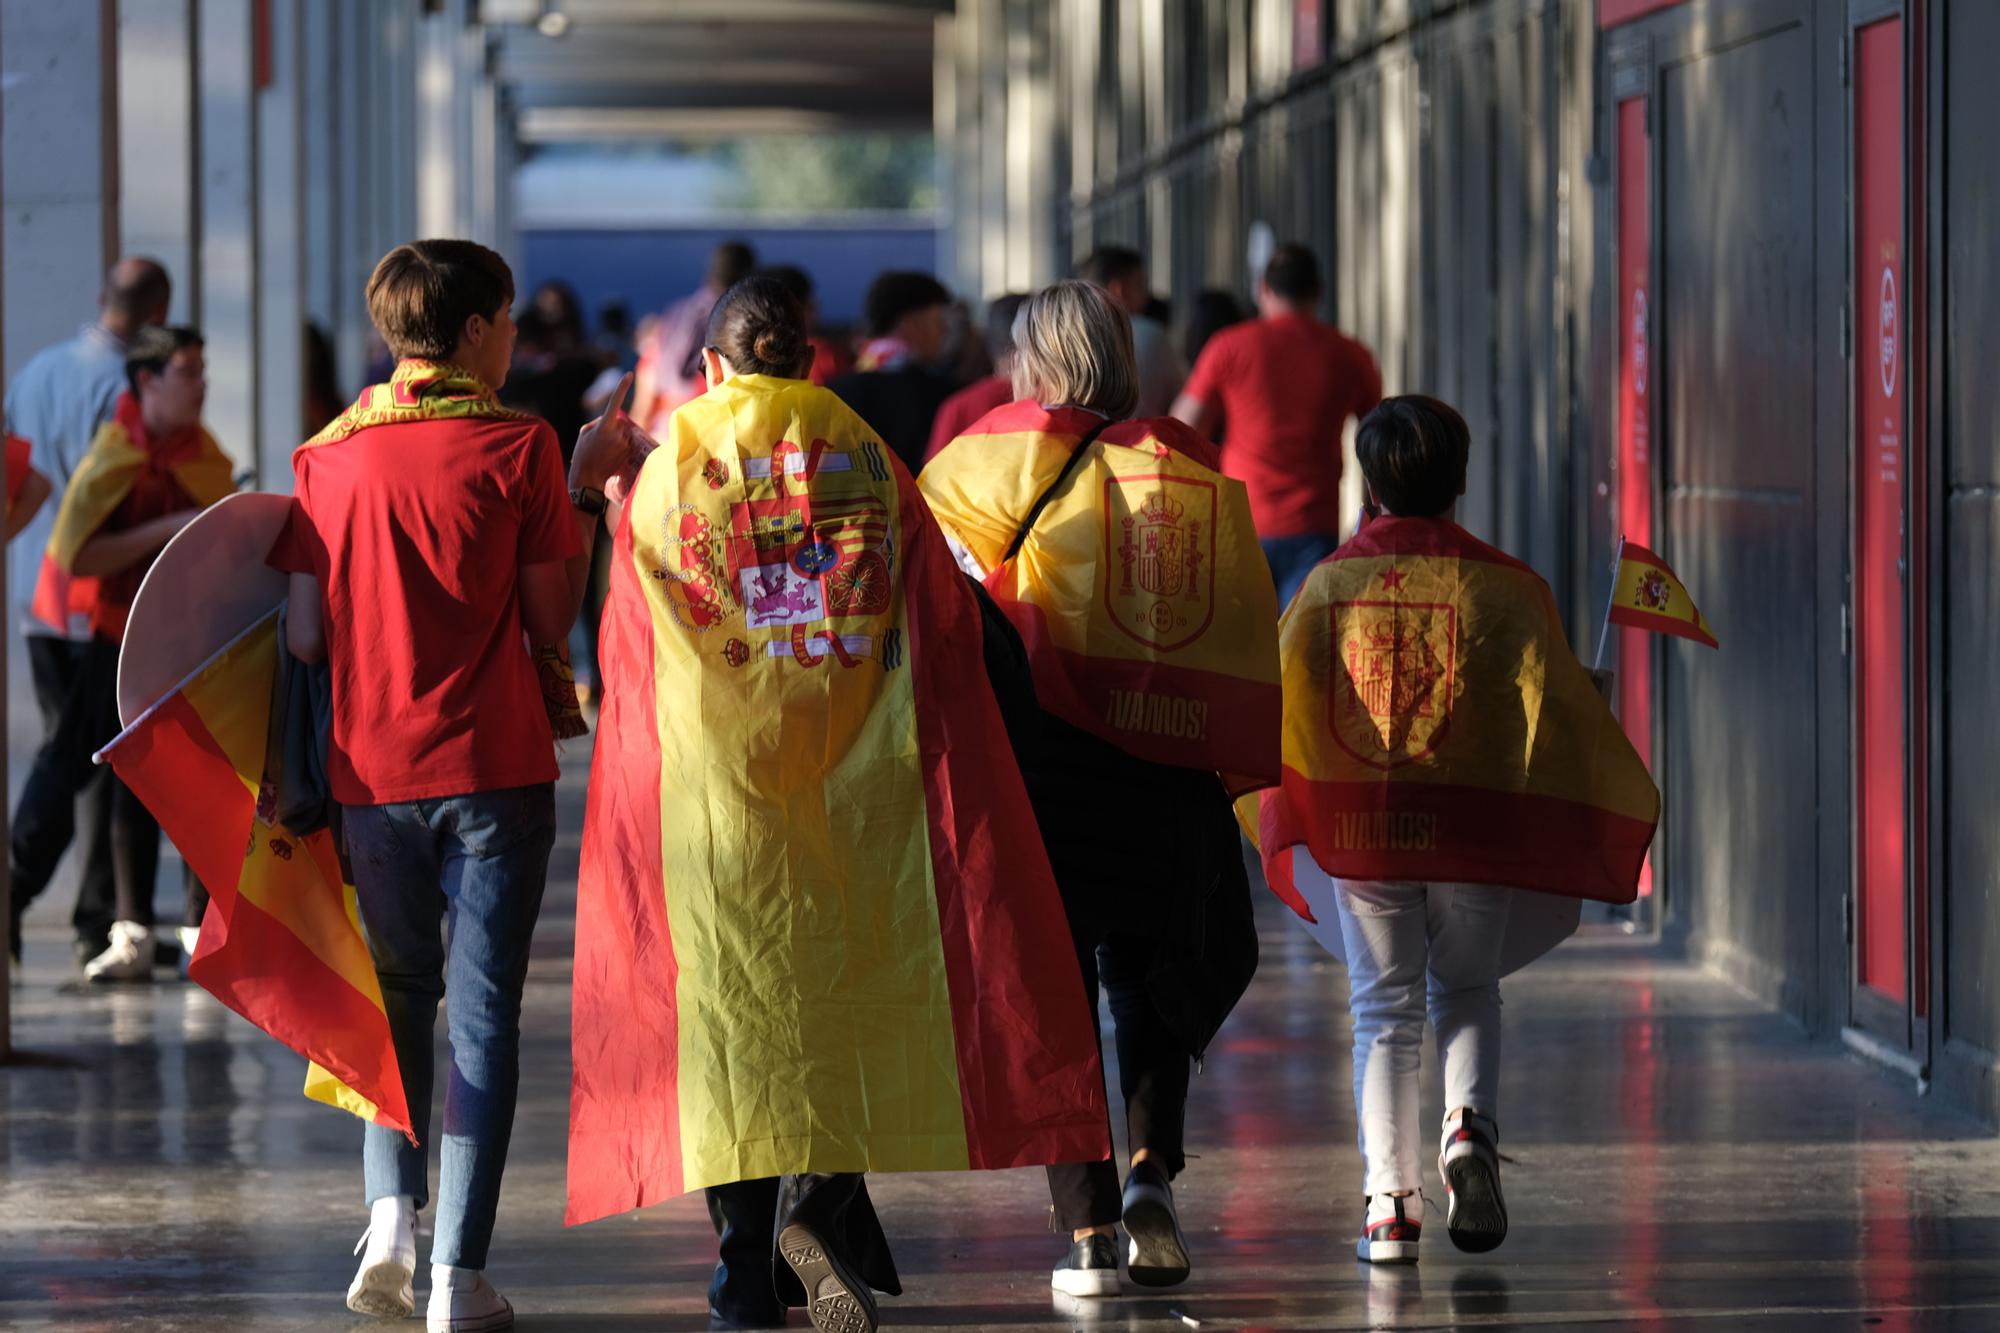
xmin=1592 ymin=533 xmax=1627 ymax=673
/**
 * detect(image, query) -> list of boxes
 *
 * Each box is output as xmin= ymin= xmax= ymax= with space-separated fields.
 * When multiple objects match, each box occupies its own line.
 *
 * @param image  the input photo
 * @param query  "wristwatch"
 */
xmin=570 ymin=485 xmax=608 ymax=516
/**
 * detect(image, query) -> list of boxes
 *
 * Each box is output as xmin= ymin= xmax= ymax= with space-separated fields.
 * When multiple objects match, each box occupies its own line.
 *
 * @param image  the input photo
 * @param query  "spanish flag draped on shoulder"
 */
xmin=33 ymin=393 xmax=235 ymax=640
xmin=567 ymin=375 xmax=1109 ymax=1224
xmin=920 ymin=402 xmax=1281 ymax=788
xmin=1246 ymin=516 xmax=1661 ymax=916
xmin=97 ymin=611 xmax=412 ymax=1136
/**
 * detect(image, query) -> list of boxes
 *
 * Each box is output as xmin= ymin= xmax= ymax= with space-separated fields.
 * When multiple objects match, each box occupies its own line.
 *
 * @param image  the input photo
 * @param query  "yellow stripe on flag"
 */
xmin=638 ymin=379 xmax=970 ymax=1190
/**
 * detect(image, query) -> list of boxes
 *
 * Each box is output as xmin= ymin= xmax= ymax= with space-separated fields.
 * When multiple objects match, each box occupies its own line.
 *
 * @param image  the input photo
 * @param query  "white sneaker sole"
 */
xmin=1050 ymin=1267 xmax=1120 ymax=1297
xmin=346 ymin=1258 xmax=415 ymax=1317
xmin=426 ymin=1301 xmax=513 ymax=1333
xmin=1122 ymin=1195 xmax=1191 ymax=1288
xmin=1356 ymin=1236 xmax=1420 ymax=1264
xmin=779 ymin=1221 xmax=878 ymax=1333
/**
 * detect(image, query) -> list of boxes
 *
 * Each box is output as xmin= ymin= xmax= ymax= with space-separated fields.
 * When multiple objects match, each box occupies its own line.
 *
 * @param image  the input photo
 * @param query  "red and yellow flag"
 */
xmin=1245 ymin=517 xmax=1661 ymax=911
xmin=98 ymin=611 xmax=411 ymax=1136
xmin=1608 ymin=540 xmax=1718 ymax=648
xmin=567 ymin=375 xmax=1109 ymax=1224
xmin=34 ymin=393 xmax=236 ymax=640
xmin=920 ymin=402 xmax=1281 ymax=787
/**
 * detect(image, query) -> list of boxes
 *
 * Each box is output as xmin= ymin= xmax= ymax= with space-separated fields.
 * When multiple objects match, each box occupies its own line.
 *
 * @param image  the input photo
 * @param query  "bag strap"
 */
xmin=1002 ymin=416 xmax=1115 ymax=564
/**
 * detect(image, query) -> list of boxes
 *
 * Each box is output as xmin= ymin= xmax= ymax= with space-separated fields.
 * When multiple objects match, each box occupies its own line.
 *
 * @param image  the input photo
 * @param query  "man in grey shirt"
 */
xmin=1077 ymin=246 xmax=1187 ymax=419
xmin=4 ymin=258 xmax=171 ymax=971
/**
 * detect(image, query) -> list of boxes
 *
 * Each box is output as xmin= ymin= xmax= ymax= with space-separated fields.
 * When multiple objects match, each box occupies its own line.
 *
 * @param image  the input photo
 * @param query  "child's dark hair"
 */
xmin=704 ymin=276 xmax=808 ymax=378
xmin=1355 ymin=395 xmax=1471 ymax=518
xmin=124 ymin=325 xmax=205 ymax=397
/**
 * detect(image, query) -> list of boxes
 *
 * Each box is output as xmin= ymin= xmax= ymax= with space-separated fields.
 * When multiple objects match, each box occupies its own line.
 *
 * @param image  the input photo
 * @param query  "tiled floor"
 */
xmin=6 ymin=735 xmax=1999 ymax=1330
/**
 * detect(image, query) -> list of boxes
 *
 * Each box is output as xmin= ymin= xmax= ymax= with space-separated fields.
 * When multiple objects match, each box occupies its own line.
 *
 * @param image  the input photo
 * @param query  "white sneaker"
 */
xmin=1356 ymin=1192 xmax=1422 ymax=1264
xmin=1438 ymin=1109 xmax=1508 ymax=1253
xmin=347 ymin=1196 xmax=417 ymax=1317
xmin=83 ymin=920 xmax=154 ymax=983
xmin=428 ymin=1265 xmax=513 ymax=1332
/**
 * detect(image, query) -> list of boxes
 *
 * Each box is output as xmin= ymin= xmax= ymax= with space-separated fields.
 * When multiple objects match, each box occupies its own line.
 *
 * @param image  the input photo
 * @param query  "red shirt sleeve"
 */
xmin=1351 ymin=340 xmax=1384 ymax=419
xmin=516 ymin=423 xmax=584 ymax=566
xmin=5 ymin=434 xmax=30 ymax=504
xmin=1180 ymin=333 xmax=1232 ymax=411
xmin=266 ymin=494 xmax=322 ymax=576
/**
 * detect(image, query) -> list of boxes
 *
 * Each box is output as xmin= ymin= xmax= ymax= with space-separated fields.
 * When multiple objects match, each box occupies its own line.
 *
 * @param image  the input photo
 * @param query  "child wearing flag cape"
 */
xmin=1243 ymin=396 xmax=1659 ymax=1264
xmin=568 ymin=276 xmax=1109 ymax=1333
xmin=921 ymin=281 xmax=1281 ymax=1298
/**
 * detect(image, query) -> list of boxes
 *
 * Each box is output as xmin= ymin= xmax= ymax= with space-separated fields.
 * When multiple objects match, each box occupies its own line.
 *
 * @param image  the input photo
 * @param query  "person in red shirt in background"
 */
xmin=923 ymin=292 xmax=1027 ymax=465
xmin=4 ymin=434 xmax=52 ymax=541
xmin=1172 ymin=243 xmax=1382 ymax=609
xmin=19 ymin=327 xmax=236 ymax=983
xmin=273 ymin=239 xmax=636 ymax=1331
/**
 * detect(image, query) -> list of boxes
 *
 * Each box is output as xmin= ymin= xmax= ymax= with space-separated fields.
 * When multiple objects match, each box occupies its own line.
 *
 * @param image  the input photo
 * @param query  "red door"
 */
xmin=1615 ymin=94 xmax=1655 ymax=902
xmin=1853 ymin=15 xmax=1907 ymax=1009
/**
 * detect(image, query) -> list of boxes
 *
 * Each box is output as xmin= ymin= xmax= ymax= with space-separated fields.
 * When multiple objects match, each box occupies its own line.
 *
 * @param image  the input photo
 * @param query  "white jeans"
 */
xmin=1332 ymin=880 xmax=1511 ymax=1196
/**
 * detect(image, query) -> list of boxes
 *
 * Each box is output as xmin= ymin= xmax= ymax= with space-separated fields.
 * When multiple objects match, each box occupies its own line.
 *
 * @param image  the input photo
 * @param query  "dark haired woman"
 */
xmin=566 ymin=276 xmax=1110 ymax=1333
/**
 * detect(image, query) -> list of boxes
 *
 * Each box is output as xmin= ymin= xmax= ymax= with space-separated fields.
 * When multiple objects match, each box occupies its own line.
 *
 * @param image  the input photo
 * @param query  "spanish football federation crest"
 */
xmin=1329 ymin=599 xmax=1458 ymax=769
xmin=1106 ymin=474 xmax=1217 ymax=651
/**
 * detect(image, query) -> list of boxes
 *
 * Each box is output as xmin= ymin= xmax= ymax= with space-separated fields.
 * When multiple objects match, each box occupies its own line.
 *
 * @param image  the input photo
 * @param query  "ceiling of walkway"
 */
xmin=479 ymin=0 xmax=948 ymax=144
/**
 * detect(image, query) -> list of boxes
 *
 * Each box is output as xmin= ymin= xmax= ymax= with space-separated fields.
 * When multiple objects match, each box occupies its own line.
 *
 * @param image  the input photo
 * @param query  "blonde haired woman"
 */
xmin=922 ymin=279 xmax=1281 ymax=1298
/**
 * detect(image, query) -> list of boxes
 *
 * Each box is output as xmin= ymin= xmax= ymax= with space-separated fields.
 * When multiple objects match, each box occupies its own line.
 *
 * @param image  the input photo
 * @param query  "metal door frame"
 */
xmin=1841 ymin=0 xmax=1928 ymax=1069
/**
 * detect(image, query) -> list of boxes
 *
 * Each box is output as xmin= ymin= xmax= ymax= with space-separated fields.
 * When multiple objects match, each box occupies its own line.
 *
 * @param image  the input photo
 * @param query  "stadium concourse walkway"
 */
xmin=6 ymin=732 xmax=2000 ymax=1330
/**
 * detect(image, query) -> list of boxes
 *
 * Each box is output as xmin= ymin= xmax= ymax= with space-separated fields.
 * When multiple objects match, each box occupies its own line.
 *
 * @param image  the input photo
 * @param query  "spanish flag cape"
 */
xmin=34 ymin=393 xmax=235 ymax=639
xmin=302 ymin=359 xmax=585 ymax=738
xmin=920 ymin=402 xmax=1280 ymax=787
xmin=99 ymin=607 xmax=413 ymax=1136
xmin=567 ymin=374 xmax=1109 ymax=1222
xmin=1246 ymin=516 xmax=1660 ymax=915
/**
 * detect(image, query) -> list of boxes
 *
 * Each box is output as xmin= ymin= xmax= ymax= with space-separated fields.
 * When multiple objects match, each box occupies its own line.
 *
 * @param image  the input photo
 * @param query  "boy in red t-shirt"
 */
xmin=1172 ymin=243 xmax=1382 ymax=609
xmin=270 ymin=240 xmax=636 ymax=1330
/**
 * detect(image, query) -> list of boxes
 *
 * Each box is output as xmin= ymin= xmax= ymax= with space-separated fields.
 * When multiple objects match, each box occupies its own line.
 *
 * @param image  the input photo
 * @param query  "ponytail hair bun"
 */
xmin=705 ymin=276 xmax=809 ymax=379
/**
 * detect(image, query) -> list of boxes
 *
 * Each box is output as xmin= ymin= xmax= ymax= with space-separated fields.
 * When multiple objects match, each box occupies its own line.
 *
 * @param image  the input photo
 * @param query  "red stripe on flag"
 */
xmin=1607 ymin=604 xmax=1719 ymax=649
xmin=565 ymin=499 xmax=684 ymax=1226
xmin=1264 ymin=772 xmax=1657 ymax=906
xmin=997 ymin=593 xmax=1280 ymax=786
xmin=104 ymin=692 xmax=256 ymax=913
xmin=187 ymin=871 xmax=410 ymax=1136
xmin=901 ymin=473 xmax=1112 ymax=1172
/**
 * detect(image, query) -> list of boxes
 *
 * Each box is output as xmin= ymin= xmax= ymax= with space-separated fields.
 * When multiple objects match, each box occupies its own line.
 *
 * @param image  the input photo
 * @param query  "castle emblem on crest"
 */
xmin=1107 ymin=477 xmax=1216 ymax=651
xmin=1635 ymin=568 xmax=1672 ymax=611
xmin=1329 ymin=601 xmax=1457 ymax=770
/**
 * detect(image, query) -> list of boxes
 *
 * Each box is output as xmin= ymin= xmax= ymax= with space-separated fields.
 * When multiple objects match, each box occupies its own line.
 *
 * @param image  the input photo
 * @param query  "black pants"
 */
xmin=10 ymin=636 xmax=160 ymax=936
xmin=704 ymin=1173 xmax=899 ymax=1324
xmin=1043 ymin=916 xmax=1192 ymax=1230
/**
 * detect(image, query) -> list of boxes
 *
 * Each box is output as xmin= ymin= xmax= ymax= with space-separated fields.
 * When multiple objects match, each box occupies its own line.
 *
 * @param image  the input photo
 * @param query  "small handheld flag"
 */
xmin=1593 ymin=536 xmax=1718 ymax=667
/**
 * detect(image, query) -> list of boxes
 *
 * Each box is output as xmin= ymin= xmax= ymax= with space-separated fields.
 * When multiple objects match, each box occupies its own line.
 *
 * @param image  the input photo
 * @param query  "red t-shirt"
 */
xmin=1180 ymin=314 xmax=1382 ymax=538
xmin=268 ymin=416 xmax=581 ymax=805
xmin=924 ymin=375 xmax=1015 ymax=465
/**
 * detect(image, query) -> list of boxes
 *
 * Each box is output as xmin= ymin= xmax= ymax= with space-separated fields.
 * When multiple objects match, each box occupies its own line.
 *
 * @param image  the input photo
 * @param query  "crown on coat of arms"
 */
xmin=1137 ymin=492 xmax=1184 ymax=525
xmin=1365 ymin=619 xmax=1419 ymax=651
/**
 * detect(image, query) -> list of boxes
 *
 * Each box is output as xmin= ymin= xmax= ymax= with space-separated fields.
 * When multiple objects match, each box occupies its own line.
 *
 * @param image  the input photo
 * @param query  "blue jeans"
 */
xmin=345 ymin=784 xmax=557 ymax=1270
xmin=1262 ymin=532 xmax=1343 ymax=612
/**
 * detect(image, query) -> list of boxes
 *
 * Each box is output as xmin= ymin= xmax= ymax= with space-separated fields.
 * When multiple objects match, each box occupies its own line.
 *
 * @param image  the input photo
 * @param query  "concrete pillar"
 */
xmin=0 ymin=0 xmax=117 ymax=1058
xmin=256 ymin=0 xmax=305 ymax=482
xmin=197 ymin=0 xmax=260 ymax=478
xmin=1 ymin=0 xmax=120 ymax=383
xmin=118 ymin=0 xmax=200 ymax=323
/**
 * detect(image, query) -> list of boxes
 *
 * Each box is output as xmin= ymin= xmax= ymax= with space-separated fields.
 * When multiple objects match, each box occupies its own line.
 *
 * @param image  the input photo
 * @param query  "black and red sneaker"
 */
xmin=1438 ymin=1109 xmax=1508 ymax=1253
xmin=1356 ymin=1193 xmax=1422 ymax=1264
